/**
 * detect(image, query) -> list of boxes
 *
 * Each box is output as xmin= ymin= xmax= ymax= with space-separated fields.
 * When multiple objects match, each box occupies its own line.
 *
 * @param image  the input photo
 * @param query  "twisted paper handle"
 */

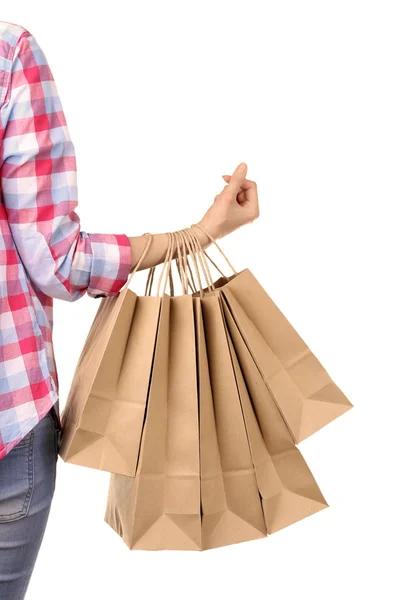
xmin=178 ymin=228 xmax=213 ymax=293
xmin=184 ymin=228 xmax=214 ymax=290
xmin=122 ymin=223 xmax=238 ymax=298
xmin=153 ymin=231 xmax=176 ymax=297
xmin=122 ymin=231 xmax=174 ymax=298
xmin=173 ymin=230 xmax=197 ymax=295
xmin=122 ymin=232 xmax=153 ymax=292
xmin=145 ymin=231 xmax=193 ymax=298
xmin=174 ymin=223 xmax=238 ymax=294
xmin=169 ymin=224 xmax=238 ymax=297
xmin=174 ymin=229 xmax=206 ymax=298
xmin=190 ymin=223 xmax=238 ymax=277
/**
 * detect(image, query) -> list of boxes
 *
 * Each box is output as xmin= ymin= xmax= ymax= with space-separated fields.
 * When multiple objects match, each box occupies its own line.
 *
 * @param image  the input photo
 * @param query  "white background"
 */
xmin=2 ymin=1 xmax=400 ymax=599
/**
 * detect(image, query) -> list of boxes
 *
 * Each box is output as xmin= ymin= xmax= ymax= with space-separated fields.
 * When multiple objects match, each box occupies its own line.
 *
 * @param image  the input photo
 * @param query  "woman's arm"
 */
xmin=128 ymin=163 xmax=260 ymax=272
xmin=0 ymin=30 xmax=259 ymax=295
xmin=0 ymin=30 xmax=132 ymax=300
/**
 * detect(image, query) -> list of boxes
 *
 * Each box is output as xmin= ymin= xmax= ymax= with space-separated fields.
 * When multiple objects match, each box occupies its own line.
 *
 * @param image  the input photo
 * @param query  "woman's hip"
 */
xmin=0 ymin=406 xmax=60 ymax=599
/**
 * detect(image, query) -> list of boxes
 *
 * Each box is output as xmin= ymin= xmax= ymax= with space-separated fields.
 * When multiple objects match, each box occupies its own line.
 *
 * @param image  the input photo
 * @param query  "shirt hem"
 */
xmin=0 ymin=388 xmax=59 ymax=461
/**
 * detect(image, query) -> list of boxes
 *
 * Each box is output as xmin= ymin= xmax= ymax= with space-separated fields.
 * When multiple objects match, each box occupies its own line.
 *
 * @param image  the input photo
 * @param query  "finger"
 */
xmin=222 ymin=174 xmax=256 ymax=192
xmin=221 ymin=177 xmax=247 ymax=205
xmin=222 ymin=163 xmax=248 ymax=197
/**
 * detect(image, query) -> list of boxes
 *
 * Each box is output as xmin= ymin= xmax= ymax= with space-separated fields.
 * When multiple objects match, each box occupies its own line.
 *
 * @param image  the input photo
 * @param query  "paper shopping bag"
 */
xmin=105 ymin=290 xmax=205 ymax=549
xmin=104 ymin=292 xmax=172 ymax=549
xmin=221 ymin=294 xmax=329 ymax=532
xmin=189 ymin=223 xmax=353 ymax=443
xmin=194 ymin=295 xmax=267 ymax=549
xmin=59 ymin=234 xmax=167 ymax=476
xmin=177 ymin=228 xmax=267 ymax=548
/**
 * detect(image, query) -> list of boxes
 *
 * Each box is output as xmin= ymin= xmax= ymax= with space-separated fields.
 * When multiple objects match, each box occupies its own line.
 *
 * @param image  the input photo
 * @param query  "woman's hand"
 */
xmin=195 ymin=162 xmax=260 ymax=240
xmin=127 ymin=162 xmax=259 ymax=273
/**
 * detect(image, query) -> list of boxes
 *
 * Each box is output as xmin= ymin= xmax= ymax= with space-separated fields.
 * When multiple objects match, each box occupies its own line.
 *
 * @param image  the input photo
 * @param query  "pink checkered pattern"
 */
xmin=0 ymin=21 xmax=132 ymax=459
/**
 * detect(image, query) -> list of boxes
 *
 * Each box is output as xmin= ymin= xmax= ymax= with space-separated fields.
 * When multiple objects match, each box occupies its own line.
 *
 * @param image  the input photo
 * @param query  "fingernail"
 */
xmin=238 ymin=162 xmax=247 ymax=172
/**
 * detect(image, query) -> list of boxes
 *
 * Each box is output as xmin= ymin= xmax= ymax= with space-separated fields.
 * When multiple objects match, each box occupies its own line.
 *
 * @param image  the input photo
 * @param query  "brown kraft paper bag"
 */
xmin=104 ymin=290 xmax=171 ymax=549
xmin=194 ymin=294 xmax=267 ymax=549
xmin=105 ymin=233 xmax=203 ymax=549
xmin=221 ymin=294 xmax=329 ymax=533
xmin=59 ymin=233 xmax=164 ymax=476
xmin=183 ymin=227 xmax=267 ymax=548
xmin=189 ymin=223 xmax=353 ymax=443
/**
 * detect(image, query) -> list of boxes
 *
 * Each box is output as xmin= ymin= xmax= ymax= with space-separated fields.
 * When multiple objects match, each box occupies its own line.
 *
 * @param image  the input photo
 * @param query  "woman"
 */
xmin=0 ymin=20 xmax=259 ymax=599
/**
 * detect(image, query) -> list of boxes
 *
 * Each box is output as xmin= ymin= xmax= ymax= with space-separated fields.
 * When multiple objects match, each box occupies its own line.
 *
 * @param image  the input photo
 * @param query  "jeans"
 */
xmin=0 ymin=406 xmax=60 ymax=600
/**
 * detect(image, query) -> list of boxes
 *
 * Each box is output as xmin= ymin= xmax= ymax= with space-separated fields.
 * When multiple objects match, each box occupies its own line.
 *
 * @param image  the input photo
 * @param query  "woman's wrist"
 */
xmin=128 ymin=224 xmax=215 ymax=274
xmin=192 ymin=218 xmax=223 ymax=242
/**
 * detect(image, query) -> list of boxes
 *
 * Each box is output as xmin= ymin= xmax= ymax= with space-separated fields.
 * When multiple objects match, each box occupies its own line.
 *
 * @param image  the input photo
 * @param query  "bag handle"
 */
xmin=121 ymin=232 xmax=153 ymax=292
xmin=190 ymin=223 xmax=238 ymax=277
xmin=145 ymin=231 xmax=199 ymax=298
xmin=176 ymin=228 xmax=207 ymax=298
xmin=168 ymin=232 xmax=175 ymax=298
xmin=173 ymin=229 xmax=197 ymax=295
xmin=157 ymin=231 xmax=177 ymax=297
xmin=145 ymin=267 xmax=155 ymax=296
xmin=183 ymin=228 xmax=213 ymax=295
xmin=182 ymin=227 xmax=215 ymax=291
xmin=120 ymin=223 xmax=237 ymax=299
xmin=144 ymin=232 xmax=176 ymax=297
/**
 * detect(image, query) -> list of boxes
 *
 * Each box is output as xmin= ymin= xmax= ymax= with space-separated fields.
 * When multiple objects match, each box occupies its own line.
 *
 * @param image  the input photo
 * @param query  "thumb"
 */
xmin=222 ymin=162 xmax=248 ymax=197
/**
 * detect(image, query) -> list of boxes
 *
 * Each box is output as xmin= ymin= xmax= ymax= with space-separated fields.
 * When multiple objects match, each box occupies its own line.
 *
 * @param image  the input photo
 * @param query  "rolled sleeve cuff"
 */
xmin=86 ymin=233 xmax=133 ymax=298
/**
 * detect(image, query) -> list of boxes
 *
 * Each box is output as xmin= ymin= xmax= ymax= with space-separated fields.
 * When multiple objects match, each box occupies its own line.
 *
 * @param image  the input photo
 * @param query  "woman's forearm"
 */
xmin=127 ymin=224 xmax=213 ymax=273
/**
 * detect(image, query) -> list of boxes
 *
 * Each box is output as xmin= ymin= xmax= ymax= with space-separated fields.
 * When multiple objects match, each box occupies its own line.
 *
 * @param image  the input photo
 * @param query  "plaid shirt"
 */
xmin=0 ymin=21 xmax=133 ymax=460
